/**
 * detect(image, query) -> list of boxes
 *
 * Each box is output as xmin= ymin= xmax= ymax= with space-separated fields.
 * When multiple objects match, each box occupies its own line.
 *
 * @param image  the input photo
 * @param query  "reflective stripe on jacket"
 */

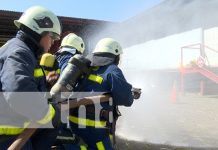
xmin=69 ymin=65 xmax=133 ymax=127
xmin=76 ymin=64 xmax=133 ymax=106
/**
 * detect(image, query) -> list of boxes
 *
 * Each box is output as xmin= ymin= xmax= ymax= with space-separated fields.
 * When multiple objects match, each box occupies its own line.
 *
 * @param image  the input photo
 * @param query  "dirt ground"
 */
xmin=115 ymin=137 xmax=218 ymax=150
xmin=115 ymin=90 xmax=218 ymax=150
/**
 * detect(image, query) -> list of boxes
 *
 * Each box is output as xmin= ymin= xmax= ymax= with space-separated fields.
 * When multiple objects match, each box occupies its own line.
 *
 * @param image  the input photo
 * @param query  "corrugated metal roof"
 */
xmin=0 ymin=9 xmax=113 ymax=52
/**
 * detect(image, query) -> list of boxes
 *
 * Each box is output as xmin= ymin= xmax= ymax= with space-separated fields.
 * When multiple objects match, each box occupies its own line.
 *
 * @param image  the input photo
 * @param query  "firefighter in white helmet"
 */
xmin=56 ymin=33 xmax=85 ymax=72
xmin=68 ymin=38 xmax=141 ymax=149
xmin=54 ymin=33 xmax=85 ymax=148
xmin=0 ymin=6 xmax=62 ymax=149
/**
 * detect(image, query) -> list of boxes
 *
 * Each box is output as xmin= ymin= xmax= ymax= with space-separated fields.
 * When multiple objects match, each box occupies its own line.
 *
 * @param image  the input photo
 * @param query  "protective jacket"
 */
xmin=56 ymin=47 xmax=76 ymax=73
xmin=69 ymin=63 xmax=133 ymax=149
xmin=57 ymin=50 xmax=133 ymax=149
xmin=0 ymin=31 xmax=55 ymax=135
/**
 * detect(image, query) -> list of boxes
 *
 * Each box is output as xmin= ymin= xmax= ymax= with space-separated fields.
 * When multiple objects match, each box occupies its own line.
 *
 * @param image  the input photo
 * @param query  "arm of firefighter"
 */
xmin=1 ymin=49 xmax=55 ymax=123
xmin=6 ymin=53 xmax=58 ymax=150
xmin=7 ymin=123 xmax=38 ymax=150
xmin=37 ymin=104 xmax=55 ymax=124
xmin=8 ymin=105 xmax=56 ymax=150
xmin=61 ymin=95 xmax=111 ymax=111
xmin=107 ymin=66 xmax=134 ymax=106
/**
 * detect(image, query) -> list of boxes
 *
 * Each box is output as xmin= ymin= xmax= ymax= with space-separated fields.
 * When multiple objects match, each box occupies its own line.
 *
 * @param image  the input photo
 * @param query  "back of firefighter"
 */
xmin=0 ymin=6 xmax=61 ymax=150
xmin=55 ymin=33 xmax=85 ymax=149
xmin=68 ymin=38 xmax=134 ymax=150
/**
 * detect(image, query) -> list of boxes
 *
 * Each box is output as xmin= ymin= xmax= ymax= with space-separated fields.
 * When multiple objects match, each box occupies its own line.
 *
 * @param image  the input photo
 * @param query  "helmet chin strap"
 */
xmin=18 ymin=26 xmax=44 ymax=58
xmin=114 ymin=55 xmax=120 ymax=66
xmin=20 ymin=24 xmax=41 ymax=42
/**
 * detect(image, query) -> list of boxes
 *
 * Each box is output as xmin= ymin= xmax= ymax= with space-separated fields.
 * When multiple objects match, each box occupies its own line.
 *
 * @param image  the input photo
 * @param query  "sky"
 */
xmin=0 ymin=0 xmax=162 ymax=22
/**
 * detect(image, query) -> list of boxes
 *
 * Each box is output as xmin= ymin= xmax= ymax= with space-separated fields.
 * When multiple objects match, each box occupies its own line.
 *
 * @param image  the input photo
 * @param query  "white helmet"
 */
xmin=92 ymin=38 xmax=122 ymax=56
xmin=61 ymin=33 xmax=85 ymax=53
xmin=14 ymin=6 xmax=61 ymax=40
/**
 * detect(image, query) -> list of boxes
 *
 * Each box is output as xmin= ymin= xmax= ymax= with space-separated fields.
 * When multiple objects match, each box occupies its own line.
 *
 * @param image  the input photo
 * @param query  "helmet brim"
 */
xmin=14 ymin=20 xmax=21 ymax=29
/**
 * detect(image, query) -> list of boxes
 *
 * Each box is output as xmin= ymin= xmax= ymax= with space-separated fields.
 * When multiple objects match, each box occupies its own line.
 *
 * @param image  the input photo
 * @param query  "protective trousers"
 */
xmin=69 ymin=122 xmax=113 ymax=150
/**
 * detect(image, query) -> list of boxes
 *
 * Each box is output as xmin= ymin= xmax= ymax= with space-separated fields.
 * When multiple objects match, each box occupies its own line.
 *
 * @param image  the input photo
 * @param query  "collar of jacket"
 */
xmin=58 ymin=47 xmax=76 ymax=55
xmin=16 ymin=31 xmax=44 ymax=58
xmin=89 ymin=54 xmax=115 ymax=67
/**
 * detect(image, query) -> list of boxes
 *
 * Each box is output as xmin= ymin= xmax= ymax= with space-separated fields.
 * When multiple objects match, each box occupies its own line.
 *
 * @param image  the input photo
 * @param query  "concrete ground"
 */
xmin=115 ymin=90 xmax=218 ymax=150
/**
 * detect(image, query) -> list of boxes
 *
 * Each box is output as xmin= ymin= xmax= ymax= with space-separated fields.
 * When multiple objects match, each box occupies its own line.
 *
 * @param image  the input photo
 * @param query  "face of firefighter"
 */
xmin=40 ymin=32 xmax=55 ymax=52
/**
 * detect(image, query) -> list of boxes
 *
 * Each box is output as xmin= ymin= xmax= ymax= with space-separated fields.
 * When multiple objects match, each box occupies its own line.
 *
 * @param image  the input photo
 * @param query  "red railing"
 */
xmin=180 ymin=43 xmax=218 ymax=94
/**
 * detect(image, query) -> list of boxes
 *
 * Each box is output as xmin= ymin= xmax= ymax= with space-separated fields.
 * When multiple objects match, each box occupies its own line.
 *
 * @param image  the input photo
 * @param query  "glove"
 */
xmin=51 ymin=103 xmax=62 ymax=128
xmin=131 ymin=87 xmax=142 ymax=99
xmin=46 ymin=71 xmax=59 ymax=89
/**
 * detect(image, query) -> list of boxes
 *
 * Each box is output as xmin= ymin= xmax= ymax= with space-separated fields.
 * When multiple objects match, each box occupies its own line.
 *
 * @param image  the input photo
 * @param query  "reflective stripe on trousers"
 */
xmin=69 ymin=116 xmax=106 ymax=128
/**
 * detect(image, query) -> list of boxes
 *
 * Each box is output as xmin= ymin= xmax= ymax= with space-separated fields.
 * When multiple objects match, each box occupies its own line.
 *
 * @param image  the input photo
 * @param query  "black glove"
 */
xmin=51 ymin=103 xmax=62 ymax=128
xmin=131 ymin=87 xmax=142 ymax=99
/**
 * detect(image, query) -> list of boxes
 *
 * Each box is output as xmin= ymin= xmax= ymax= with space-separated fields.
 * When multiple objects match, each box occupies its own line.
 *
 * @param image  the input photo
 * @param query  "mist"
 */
xmin=84 ymin=0 xmax=218 ymax=149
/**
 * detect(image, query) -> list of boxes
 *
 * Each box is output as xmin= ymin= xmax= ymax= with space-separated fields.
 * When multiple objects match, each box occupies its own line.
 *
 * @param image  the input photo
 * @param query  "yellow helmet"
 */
xmin=92 ymin=38 xmax=122 ymax=56
xmin=40 ymin=53 xmax=55 ymax=68
xmin=61 ymin=33 xmax=85 ymax=53
xmin=14 ymin=6 xmax=61 ymax=40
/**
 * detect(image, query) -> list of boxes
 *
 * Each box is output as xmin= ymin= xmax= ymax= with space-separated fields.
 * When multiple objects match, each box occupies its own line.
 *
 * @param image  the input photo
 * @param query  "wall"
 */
xmin=120 ymin=28 xmax=202 ymax=71
xmin=203 ymin=27 xmax=218 ymax=67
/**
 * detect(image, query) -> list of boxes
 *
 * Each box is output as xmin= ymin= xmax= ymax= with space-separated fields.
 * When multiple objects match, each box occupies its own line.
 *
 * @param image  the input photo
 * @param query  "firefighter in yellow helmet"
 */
xmin=0 ymin=6 xmax=62 ymax=149
xmin=56 ymin=33 xmax=85 ymax=72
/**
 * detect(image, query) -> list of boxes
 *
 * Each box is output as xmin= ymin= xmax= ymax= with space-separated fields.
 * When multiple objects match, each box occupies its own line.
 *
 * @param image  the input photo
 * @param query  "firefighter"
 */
xmin=54 ymin=33 xmax=85 ymax=149
xmin=68 ymin=38 xmax=141 ymax=150
xmin=56 ymin=33 xmax=85 ymax=72
xmin=0 ymin=6 xmax=61 ymax=150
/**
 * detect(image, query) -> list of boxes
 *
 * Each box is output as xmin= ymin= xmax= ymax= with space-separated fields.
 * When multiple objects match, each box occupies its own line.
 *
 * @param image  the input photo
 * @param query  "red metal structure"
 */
xmin=180 ymin=43 xmax=218 ymax=95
